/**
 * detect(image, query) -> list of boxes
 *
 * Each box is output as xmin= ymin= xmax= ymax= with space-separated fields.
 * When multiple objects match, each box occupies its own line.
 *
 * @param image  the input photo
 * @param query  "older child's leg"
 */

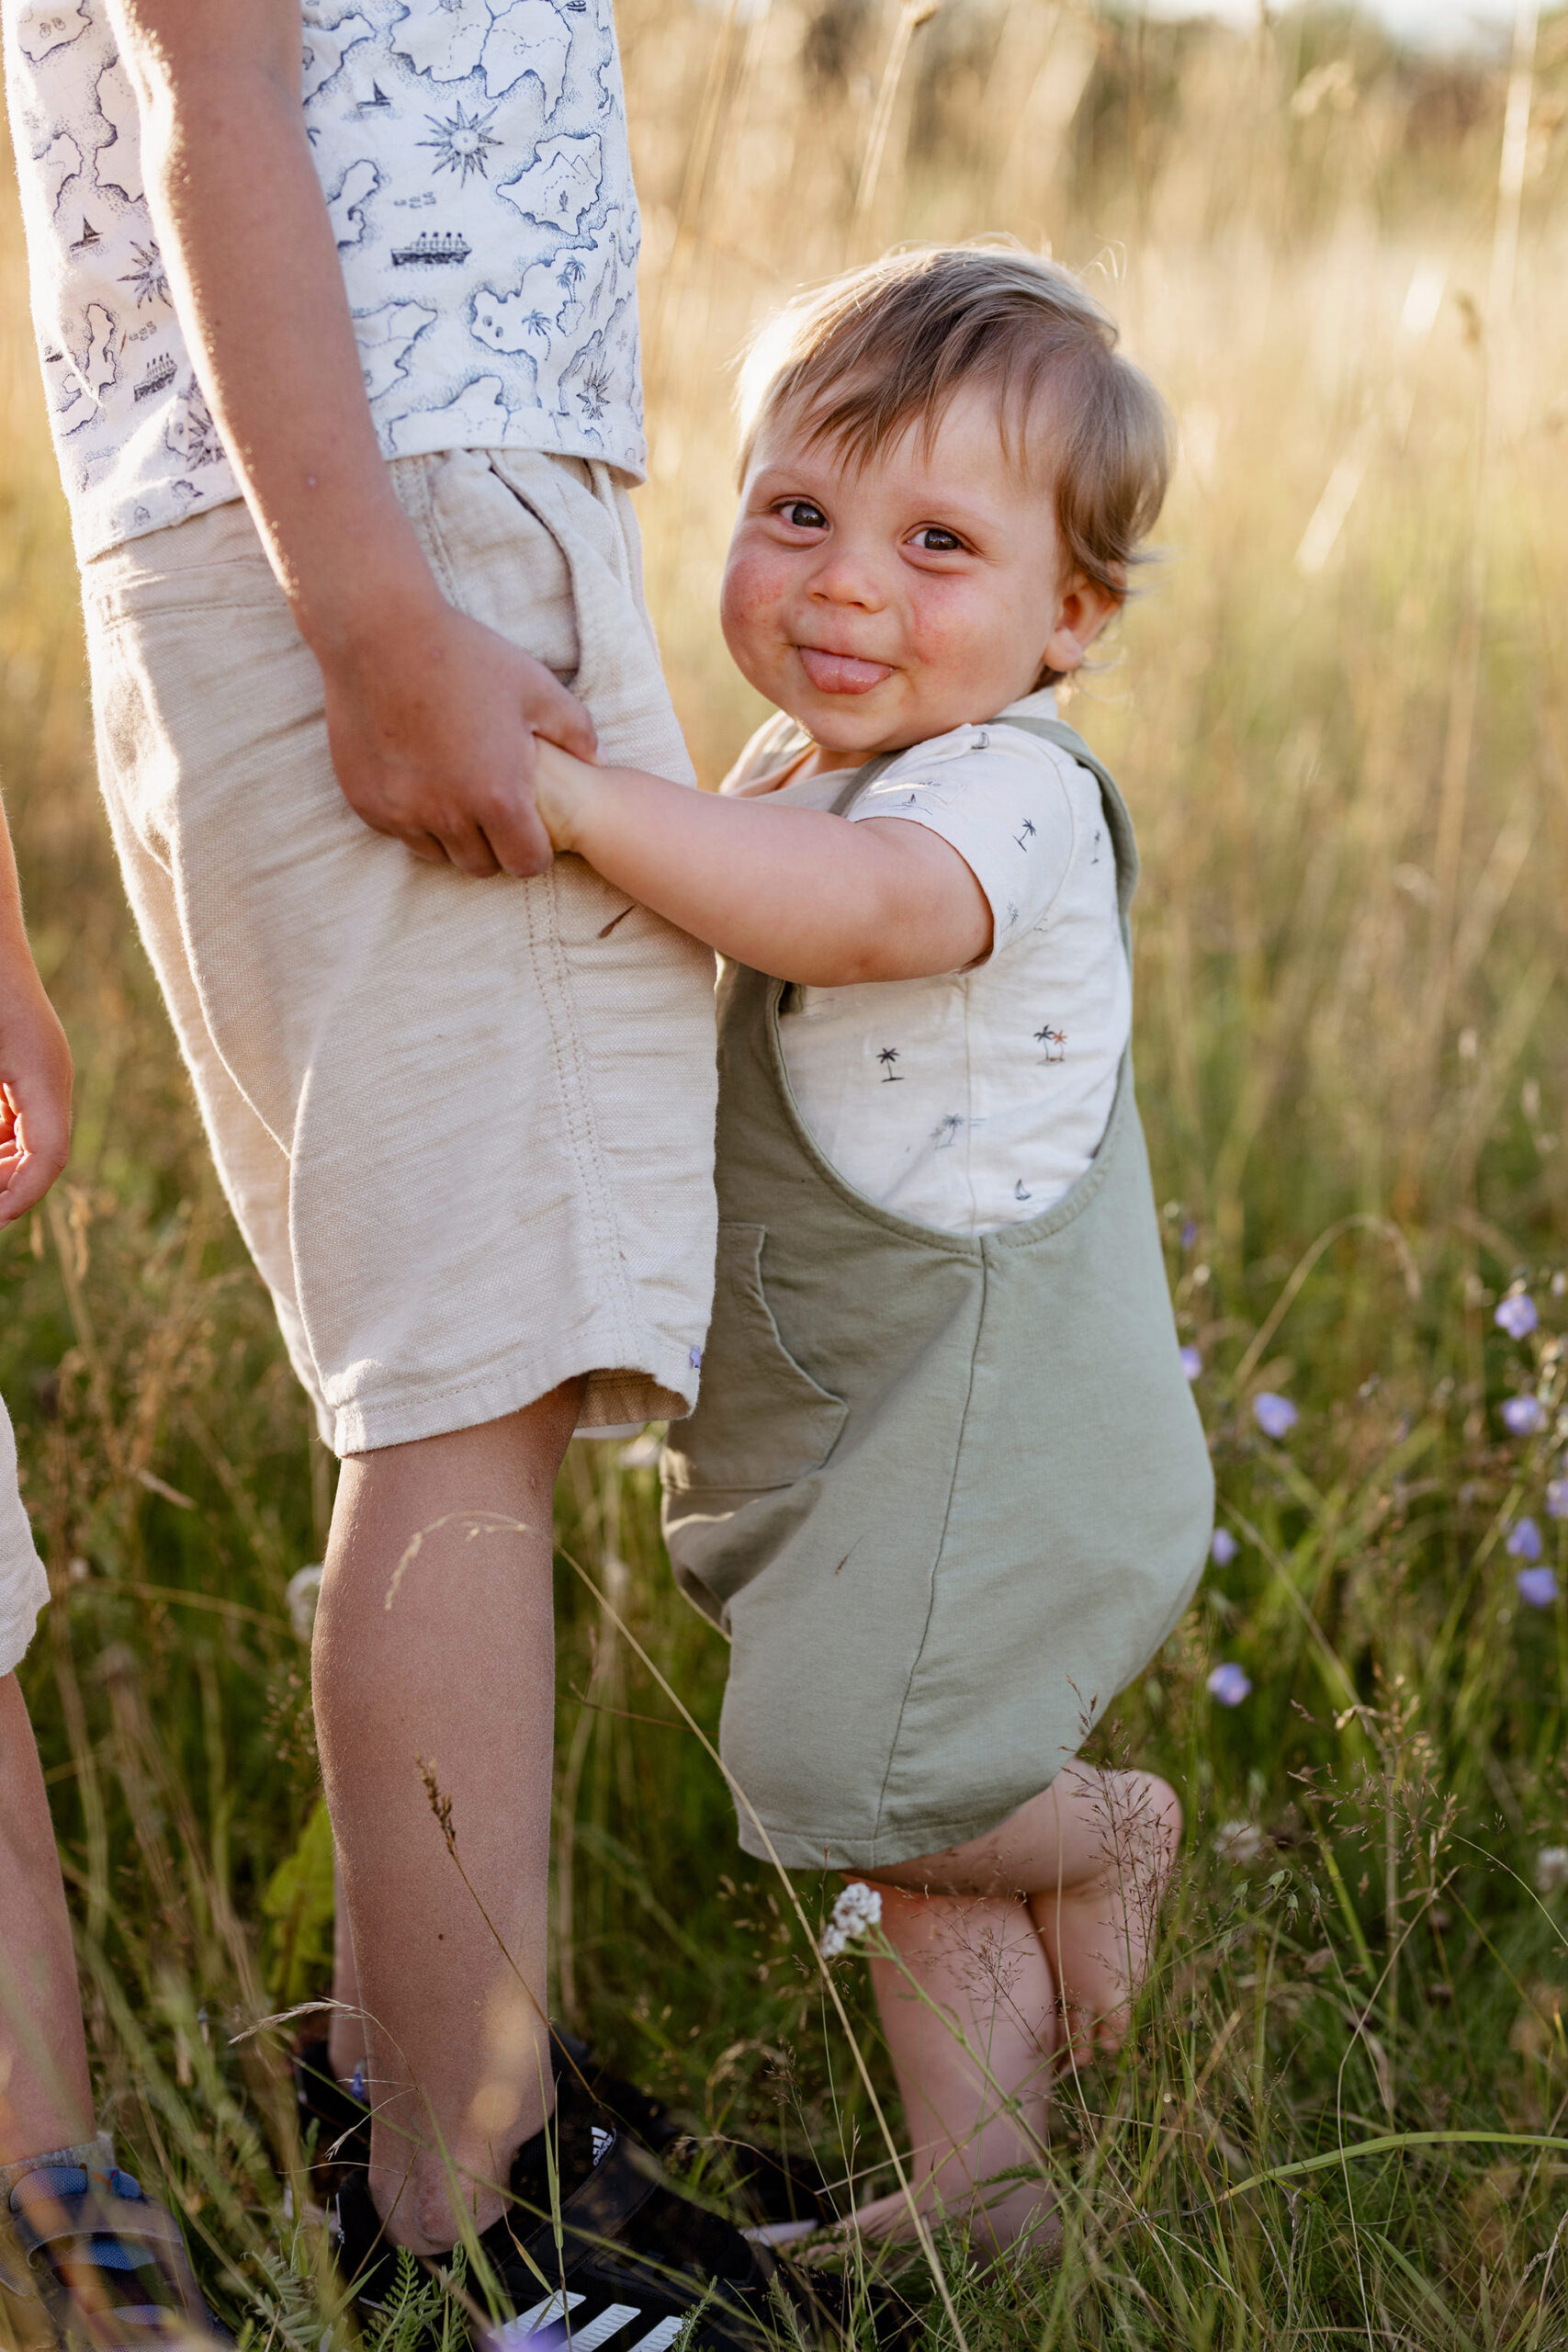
xmin=312 ymin=1383 xmax=581 ymax=2255
xmin=0 ymin=1674 xmax=94 ymax=2166
xmin=846 ymin=1889 xmax=1057 ymax=2256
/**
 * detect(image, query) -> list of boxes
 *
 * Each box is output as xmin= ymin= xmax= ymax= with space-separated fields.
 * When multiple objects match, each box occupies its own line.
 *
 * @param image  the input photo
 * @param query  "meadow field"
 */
xmin=4 ymin=2 xmax=1568 ymax=2343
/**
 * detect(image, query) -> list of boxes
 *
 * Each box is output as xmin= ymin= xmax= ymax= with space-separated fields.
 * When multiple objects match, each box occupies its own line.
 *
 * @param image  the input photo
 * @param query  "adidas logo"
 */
xmin=590 ymin=2125 xmax=615 ymax=2165
xmin=487 ymin=2290 xmax=685 ymax=2348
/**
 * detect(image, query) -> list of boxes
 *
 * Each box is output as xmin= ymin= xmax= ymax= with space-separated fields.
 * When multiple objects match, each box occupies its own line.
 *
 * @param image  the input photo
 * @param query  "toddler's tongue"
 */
xmin=797 ymin=646 xmax=890 ymax=695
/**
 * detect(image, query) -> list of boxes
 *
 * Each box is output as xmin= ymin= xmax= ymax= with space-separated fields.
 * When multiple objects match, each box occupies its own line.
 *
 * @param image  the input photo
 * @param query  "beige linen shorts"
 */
xmin=83 ymin=450 xmax=717 ymax=1456
xmin=0 ymin=1393 xmax=48 ymax=1678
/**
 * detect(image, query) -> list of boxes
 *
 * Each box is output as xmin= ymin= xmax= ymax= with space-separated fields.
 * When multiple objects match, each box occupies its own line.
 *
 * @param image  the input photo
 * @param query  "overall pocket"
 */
xmin=663 ymin=1222 xmax=847 ymax=1494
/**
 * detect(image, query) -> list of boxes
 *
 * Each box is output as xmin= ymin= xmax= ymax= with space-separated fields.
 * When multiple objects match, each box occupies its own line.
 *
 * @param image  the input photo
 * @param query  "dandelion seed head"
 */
xmin=1214 ymin=1819 xmax=1265 ymax=1864
xmin=1535 ymin=1846 xmax=1568 ymax=1894
xmin=1496 ymin=1294 xmax=1539 ymax=1340
xmin=1180 ymin=1344 xmax=1202 ymax=1382
xmin=1253 ymin=1392 xmax=1298 ymax=1439
xmin=1207 ymin=1661 xmax=1252 ymax=1706
xmin=1517 ymin=1565 xmax=1557 ymax=1607
xmin=1211 ymin=1527 xmax=1239 ymax=1567
xmin=1507 ymin=1517 xmax=1544 ymax=1563
xmin=1503 ymin=1396 xmax=1547 ymax=1436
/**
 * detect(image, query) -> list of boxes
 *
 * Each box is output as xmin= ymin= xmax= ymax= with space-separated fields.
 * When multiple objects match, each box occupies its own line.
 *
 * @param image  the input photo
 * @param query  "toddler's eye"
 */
xmin=911 ymin=526 xmax=964 ymax=553
xmin=778 ymin=498 xmax=828 ymax=531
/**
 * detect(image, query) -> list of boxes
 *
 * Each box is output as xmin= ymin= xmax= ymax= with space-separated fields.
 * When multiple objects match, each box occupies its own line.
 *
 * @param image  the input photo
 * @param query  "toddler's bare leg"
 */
xmin=312 ymin=1382 xmax=581 ymax=2255
xmin=880 ymin=1768 xmax=1180 ymax=2064
xmin=840 ymin=1887 xmax=1057 ymax=2258
xmin=1021 ymin=1766 xmax=1181 ymax=2067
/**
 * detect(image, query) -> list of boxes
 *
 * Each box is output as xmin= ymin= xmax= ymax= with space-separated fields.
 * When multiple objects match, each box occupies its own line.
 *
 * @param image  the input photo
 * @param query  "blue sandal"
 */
xmin=5 ymin=2163 xmax=230 ymax=2352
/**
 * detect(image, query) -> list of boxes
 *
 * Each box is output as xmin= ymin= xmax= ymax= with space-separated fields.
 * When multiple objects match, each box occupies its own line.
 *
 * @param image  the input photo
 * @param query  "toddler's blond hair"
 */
xmin=737 ymin=244 xmax=1172 ymax=684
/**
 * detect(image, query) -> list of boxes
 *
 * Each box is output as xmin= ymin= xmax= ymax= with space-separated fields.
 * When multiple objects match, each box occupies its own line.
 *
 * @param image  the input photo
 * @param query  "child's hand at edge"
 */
xmin=0 ymin=820 xmax=72 ymax=1231
xmin=528 ymin=733 xmax=604 ymax=856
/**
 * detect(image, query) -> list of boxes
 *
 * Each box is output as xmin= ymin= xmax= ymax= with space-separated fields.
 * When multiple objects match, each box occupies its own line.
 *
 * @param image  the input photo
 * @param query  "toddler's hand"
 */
xmin=528 ymin=735 xmax=601 ymax=854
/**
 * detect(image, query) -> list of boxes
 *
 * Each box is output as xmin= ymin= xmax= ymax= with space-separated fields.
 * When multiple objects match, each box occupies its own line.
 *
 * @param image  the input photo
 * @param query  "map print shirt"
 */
xmin=4 ymin=0 xmax=646 ymax=558
xmin=726 ymin=691 xmax=1132 ymax=1238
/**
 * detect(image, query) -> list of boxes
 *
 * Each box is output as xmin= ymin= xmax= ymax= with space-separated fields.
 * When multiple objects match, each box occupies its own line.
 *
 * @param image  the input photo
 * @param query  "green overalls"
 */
xmin=662 ymin=716 xmax=1213 ymax=1872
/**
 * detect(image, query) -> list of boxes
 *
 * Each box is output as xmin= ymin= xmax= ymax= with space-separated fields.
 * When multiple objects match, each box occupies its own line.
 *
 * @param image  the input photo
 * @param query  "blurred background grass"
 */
xmin=4 ymin=3 xmax=1568 ymax=2343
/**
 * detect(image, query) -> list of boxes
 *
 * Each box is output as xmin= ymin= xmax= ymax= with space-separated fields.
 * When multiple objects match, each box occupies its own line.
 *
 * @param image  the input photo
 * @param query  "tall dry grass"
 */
xmin=5 ymin=4 xmax=1568 ymax=2345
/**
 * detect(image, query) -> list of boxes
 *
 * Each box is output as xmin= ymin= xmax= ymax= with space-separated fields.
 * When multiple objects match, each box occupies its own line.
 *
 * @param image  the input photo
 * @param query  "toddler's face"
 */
xmin=720 ymin=381 xmax=1116 ymax=770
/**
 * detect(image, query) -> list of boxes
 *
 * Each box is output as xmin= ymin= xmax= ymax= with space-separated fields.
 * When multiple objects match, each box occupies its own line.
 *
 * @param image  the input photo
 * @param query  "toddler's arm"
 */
xmin=0 ymin=807 xmax=72 ymax=1230
xmin=532 ymin=743 xmax=991 ymax=987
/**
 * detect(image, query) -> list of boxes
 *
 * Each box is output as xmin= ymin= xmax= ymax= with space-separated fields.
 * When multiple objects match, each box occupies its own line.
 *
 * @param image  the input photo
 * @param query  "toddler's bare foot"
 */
xmin=783 ymin=2173 xmax=1058 ymax=2266
xmin=1031 ymin=1770 xmax=1179 ymax=2067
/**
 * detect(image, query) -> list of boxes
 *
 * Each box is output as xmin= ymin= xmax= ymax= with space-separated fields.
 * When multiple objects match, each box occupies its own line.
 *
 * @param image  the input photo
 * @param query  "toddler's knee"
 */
xmin=1130 ymin=1771 xmax=1181 ymax=1860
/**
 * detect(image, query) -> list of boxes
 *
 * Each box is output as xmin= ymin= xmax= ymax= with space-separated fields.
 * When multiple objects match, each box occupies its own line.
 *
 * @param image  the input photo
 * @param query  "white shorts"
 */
xmin=0 ymin=1396 xmax=48 ymax=1678
xmin=83 ymin=450 xmax=718 ymax=1456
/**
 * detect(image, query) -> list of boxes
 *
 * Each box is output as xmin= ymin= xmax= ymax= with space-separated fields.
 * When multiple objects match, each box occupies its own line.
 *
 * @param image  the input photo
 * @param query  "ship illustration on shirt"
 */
xmin=390 ymin=230 xmax=472 ymax=266
xmin=132 ymin=353 xmax=175 ymax=401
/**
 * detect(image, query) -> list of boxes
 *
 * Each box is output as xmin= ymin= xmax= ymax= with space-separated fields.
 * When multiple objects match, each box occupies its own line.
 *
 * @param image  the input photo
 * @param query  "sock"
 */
xmin=1 ymin=2134 xmax=116 ymax=2207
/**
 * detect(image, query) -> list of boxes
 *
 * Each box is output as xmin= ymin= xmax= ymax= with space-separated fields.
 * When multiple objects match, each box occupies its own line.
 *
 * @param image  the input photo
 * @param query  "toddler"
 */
xmin=532 ymin=246 xmax=1213 ymax=2257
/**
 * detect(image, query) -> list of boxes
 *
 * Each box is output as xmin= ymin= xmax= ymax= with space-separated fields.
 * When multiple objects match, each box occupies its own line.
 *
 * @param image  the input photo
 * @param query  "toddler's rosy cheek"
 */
xmin=720 ymin=547 xmax=785 ymax=669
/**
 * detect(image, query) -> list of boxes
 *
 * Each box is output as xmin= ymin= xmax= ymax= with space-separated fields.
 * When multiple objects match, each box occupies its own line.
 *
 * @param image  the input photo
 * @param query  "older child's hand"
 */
xmin=527 ymin=735 xmax=602 ymax=856
xmin=0 ymin=971 xmax=72 ymax=1232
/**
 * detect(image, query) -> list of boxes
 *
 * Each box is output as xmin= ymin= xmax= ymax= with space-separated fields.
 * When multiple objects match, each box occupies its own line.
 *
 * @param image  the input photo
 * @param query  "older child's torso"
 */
xmin=3 ymin=0 xmax=645 ymax=558
xmin=728 ymin=689 xmax=1131 ymax=1235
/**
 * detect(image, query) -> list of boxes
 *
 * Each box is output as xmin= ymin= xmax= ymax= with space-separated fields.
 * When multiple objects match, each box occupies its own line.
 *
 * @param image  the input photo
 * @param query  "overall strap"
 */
xmin=827 ymin=752 xmax=900 ymax=817
xmin=823 ymin=718 xmax=1140 ymax=928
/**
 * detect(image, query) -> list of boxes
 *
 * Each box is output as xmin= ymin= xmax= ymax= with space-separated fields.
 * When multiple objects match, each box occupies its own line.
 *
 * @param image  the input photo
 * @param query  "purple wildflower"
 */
xmin=1207 ymin=1661 xmax=1252 ymax=1706
xmin=1547 ymin=1478 xmax=1568 ymax=1521
xmin=1496 ymin=1294 xmax=1539 ymax=1340
xmin=1180 ymin=1344 xmax=1202 ymax=1382
xmin=1253 ymin=1392 xmax=1298 ymax=1440
xmin=1517 ymin=1566 xmax=1559 ymax=1609
xmin=1211 ymin=1527 xmax=1239 ymax=1567
xmin=1502 ymin=1396 xmax=1547 ymax=1436
xmin=1181 ymin=1221 xmax=1198 ymax=1249
xmin=1507 ymin=1517 xmax=1544 ymax=1562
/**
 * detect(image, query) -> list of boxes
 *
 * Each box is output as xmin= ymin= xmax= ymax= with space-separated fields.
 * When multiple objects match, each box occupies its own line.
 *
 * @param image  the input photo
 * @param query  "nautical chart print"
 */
xmin=732 ymin=693 xmax=1135 ymax=1237
xmin=4 ymin=0 xmax=646 ymax=556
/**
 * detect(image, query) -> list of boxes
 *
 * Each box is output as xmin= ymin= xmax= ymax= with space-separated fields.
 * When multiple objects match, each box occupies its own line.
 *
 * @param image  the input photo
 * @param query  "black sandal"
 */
xmin=331 ymin=2058 xmax=785 ymax=2350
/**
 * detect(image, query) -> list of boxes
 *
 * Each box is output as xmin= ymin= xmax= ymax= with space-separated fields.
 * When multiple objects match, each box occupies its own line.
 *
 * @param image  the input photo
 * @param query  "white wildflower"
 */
xmin=1535 ymin=1846 xmax=1568 ymax=1894
xmin=819 ymin=1881 xmax=882 ymax=1959
xmin=286 ymin=1563 xmax=324 ymax=1645
xmin=1214 ymin=1820 xmax=1266 ymax=1866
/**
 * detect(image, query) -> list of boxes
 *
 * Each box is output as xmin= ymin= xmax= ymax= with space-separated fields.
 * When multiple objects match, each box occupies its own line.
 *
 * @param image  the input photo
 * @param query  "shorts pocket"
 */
xmin=663 ymin=1222 xmax=847 ymax=1494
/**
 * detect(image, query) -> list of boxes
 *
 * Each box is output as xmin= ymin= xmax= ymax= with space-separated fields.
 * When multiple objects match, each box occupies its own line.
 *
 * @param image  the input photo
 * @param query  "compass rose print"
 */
xmin=418 ymin=102 xmax=502 ymax=185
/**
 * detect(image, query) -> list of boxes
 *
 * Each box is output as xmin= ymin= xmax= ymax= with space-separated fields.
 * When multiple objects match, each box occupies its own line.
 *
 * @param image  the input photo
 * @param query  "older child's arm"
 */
xmin=532 ymin=741 xmax=990 ymax=987
xmin=103 ymin=0 xmax=595 ymax=881
xmin=0 ymin=808 xmax=71 ymax=1231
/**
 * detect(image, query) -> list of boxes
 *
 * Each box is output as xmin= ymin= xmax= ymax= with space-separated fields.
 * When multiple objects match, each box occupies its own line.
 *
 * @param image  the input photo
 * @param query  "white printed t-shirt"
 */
xmin=726 ymin=691 xmax=1131 ymax=1238
xmin=3 ymin=0 xmax=645 ymax=559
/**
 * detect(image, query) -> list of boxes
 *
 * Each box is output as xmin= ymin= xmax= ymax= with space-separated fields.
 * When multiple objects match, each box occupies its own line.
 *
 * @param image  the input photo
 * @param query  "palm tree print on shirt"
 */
xmin=1035 ymin=1023 xmax=1066 ymax=1063
xmin=877 ymin=1047 xmax=904 ymax=1082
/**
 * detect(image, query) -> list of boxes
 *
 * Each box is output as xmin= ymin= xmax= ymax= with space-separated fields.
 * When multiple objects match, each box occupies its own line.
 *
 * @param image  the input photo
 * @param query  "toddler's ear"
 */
xmin=1042 ymin=571 xmax=1122 ymax=677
